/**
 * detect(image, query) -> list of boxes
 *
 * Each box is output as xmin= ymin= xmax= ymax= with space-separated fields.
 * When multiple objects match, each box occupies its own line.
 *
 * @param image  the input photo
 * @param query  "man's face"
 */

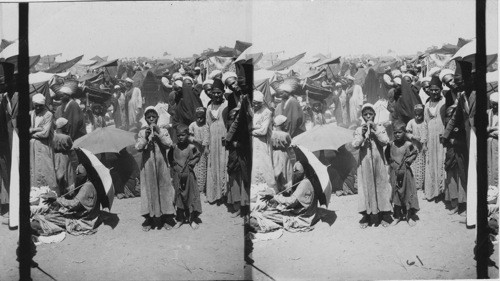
xmin=292 ymin=163 xmax=305 ymax=183
xmin=203 ymin=84 xmax=213 ymax=97
xmin=34 ymin=104 xmax=45 ymax=115
xmin=225 ymin=77 xmax=240 ymax=93
xmin=280 ymin=90 xmax=290 ymax=100
xmin=422 ymin=82 xmax=430 ymax=95
xmin=195 ymin=69 xmax=201 ymax=75
xmin=429 ymin=86 xmax=441 ymax=100
xmin=211 ymin=89 xmax=223 ymax=102
xmin=252 ymin=101 xmax=263 ymax=111
xmin=442 ymin=74 xmax=457 ymax=90
xmin=453 ymin=74 xmax=465 ymax=91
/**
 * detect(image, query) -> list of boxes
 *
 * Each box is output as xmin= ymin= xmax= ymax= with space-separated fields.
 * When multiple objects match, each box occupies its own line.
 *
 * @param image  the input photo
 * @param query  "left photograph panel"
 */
xmin=0 ymin=1 xmax=252 ymax=280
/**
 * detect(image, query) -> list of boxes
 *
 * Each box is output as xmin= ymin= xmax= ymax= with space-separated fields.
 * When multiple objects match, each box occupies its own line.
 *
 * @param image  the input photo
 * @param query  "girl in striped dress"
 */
xmin=406 ymin=104 xmax=427 ymax=190
xmin=189 ymin=107 xmax=210 ymax=194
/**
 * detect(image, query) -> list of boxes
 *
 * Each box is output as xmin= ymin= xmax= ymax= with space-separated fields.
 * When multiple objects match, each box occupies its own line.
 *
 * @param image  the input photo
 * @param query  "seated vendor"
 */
xmin=31 ymin=164 xmax=101 ymax=236
xmin=250 ymin=161 xmax=318 ymax=232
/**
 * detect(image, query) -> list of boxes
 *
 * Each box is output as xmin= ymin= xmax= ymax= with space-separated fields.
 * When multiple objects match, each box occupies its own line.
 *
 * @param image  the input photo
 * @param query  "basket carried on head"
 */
xmin=50 ymin=79 xmax=80 ymax=100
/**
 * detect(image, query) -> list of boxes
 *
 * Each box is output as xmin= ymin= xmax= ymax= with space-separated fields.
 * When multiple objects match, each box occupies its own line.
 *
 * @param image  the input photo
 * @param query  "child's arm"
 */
xmin=188 ymin=145 xmax=201 ymax=168
xmin=156 ymin=128 xmax=173 ymax=148
xmin=404 ymin=143 xmax=418 ymax=166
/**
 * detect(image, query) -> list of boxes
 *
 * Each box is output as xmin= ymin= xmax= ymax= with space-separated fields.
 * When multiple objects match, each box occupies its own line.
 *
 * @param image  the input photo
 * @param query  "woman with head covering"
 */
xmin=423 ymin=75 xmax=446 ymax=201
xmin=30 ymin=94 xmax=58 ymax=194
xmin=271 ymin=115 xmax=293 ymax=192
xmin=176 ymin=80 xmax=203 ymax=127
xmin=135 ymin=106 xmax=175 ymax=231
xmin=352 ymin=103 xmax=392 ymax=228
xmin=52 ymin=117 xmax=75 ymax=196
xmin=251 ymin=90 xmax=277 ymax=192
xmin=205 ymin=79 xmax=229 ymax=204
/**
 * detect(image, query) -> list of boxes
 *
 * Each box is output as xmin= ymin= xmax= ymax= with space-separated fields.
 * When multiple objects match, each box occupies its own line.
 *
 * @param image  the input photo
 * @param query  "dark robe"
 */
xmin=392 ymin=79 xmax=423 ymax=124
xmin=274 ymin=96 xmax=305 ymax=138
xmin=363 ymin=69 xmax=381 ymax=104
xmin=176 ymin=85 xmax=202 ymax=127
xmin=54 ymin=100 xmax=86 ymax=141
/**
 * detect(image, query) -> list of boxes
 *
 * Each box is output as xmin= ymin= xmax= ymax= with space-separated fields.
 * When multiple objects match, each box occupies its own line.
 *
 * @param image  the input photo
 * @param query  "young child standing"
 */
xmin=385 ymin=121 xmax=420 ymax=226
xmin=168 ymin=124 xmax=202 ymax=230
xmin=189 ymin=107 xmax=210 ymax=194
xmin=405 ymin=104 xmax=428 ymax=190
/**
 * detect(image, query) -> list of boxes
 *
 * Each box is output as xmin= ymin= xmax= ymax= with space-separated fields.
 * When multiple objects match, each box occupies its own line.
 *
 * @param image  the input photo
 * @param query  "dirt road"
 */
xmin=1 ymin=195 xmax=248 ymax=280
xmin=251 ymin=190 xmax=499 ymax=280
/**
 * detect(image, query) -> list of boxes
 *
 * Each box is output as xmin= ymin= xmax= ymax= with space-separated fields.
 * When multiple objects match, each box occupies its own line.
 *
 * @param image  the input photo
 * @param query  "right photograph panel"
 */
xmin=248 ymin=0 xmax=499 ymax=279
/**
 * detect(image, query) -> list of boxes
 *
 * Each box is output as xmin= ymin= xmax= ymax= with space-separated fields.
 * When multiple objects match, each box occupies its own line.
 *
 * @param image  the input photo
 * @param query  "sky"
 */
xmin=0 ymin=0 xmax=498 ymax=60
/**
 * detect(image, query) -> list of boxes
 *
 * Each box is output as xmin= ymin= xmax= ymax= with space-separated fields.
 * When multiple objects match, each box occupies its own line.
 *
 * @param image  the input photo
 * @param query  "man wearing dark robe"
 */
xmin=274 ymin=81 xmax=306 ymax=138
xmin=54 ymin=87 xmax=86 ymax=141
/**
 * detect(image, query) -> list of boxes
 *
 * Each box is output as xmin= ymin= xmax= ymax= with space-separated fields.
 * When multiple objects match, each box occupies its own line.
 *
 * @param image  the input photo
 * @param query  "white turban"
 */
xmin=345 ymin=75 xmax=355 ymax=81
xmin=222 ymin=72 xmax=237 ymax=84
xmin=125 ymin=77 xmax=134 ymax=84
xmin=32 ymin=93 xmax=45 ymax=105
xmin=393 ymin=77 xmax=402 ymax=85
xmin=392 ymin=70 xmax=402 ymax=78
xmin=179 ymin=68 xmax=186 ymax=75
xmin=203 ymin=79 xmax=214 ymax=86
xmin=183 ymin=76 xmax=194 ymax=84
xmin=253 ymin=90 xmax=264 ymax=102
xmin=195 ymin=66 xmax=201 ymax=71
xmin=59 ymin=86 xmax=73 ymax=95
xmin=402 ymin=73 xmax=413 ymax=80
xmin=400 ymin=65 xmax=407 ymax=72
xmin=172 ymin=73 xmax=183 ymax=81
xmin=174 ymin=80 xmax=183 ymax=87
xmin=114 ymin=85 xmax=121 ymax=89
xmin=439 ymin=69 xmax=454 ymax=82
xmin=209 ymin=70 xmax=222 ymax=79
xmin=274 ymin=115 xmax=287 ymax=126
xmin=420 ymin=77 xmax=431 ymax=83
xmin=55 ymin=117 xmax=68 ymax=129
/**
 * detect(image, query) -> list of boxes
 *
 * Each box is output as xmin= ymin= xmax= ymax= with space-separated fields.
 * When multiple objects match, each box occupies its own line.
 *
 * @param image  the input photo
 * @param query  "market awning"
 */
xmin=45 ymin=55 xmax=83 ymax=73
xmin=89 ymin=59 xmax=119 ymax=70
xmin=313 ymin=56 xmax=341 ymax=68
xmin=266 ymin=52 xmax=306 ymax=71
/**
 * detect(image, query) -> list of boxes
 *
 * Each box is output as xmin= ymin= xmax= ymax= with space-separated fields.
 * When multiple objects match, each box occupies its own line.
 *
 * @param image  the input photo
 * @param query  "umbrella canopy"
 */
xmin=312 ymin=56 xmax=341 ymax=68
xmin=292 ymin=145 xmax=332 ymax=207
xmin=73 ymin=126 xmax=137 ymax=154
xmin=451 ymin=38 xmax=498 ymax=69
xmin=291 ymin=123 xmax=355 ymax=152
xmin=75 ymin=148 xmax=114 ymax=210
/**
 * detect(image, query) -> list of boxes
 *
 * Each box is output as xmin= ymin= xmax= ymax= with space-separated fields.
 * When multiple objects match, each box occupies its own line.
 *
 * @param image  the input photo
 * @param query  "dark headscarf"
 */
xmin=176 ymin=84 xmax=203 ymax=126
xmin=363 ymin=68 xmax=381 ymax=104
xmin=393 ymin=77 xmax=423 ymax=124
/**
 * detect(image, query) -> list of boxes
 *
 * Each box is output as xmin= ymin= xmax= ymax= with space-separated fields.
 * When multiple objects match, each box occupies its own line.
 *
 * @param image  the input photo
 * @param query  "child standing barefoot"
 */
xmin=189 ymin=107 xmax=210 ymax=195
xmin=135 ymin=107 xmax=175 ymax=231
xmin=386 ymin=121 xmax=420 ymax=226
xmin=406 ymin=104 xmax=428 ymax=191
xmin=168 ymin=124 xmax=202 ymax=230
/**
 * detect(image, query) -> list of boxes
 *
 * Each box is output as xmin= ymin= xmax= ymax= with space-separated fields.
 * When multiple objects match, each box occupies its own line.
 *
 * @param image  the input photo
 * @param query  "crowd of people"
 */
xmin=0 ymin=60 xmax=254 ymax=235
xmin=249 ymin=60 xmax=498 ymax=239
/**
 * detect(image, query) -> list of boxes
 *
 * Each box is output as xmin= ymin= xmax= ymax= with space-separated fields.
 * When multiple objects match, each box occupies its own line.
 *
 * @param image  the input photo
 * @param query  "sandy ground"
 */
xmin=1 ymin=194 xmax=248 ymax=280
xmin=250 ymin=190 xmax=499 ymax=280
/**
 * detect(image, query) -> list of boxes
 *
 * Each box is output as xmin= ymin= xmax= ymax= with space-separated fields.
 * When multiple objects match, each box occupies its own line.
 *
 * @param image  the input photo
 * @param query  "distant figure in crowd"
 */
xmin=255 ymin=161 xmax=318 ymax=232
xmin=52 ymin=117 xmax=75 ymax=196
xmin=271 ymin=115 xmax=292 ymax=192
xmin=405 ymin=104 xmax=427 ymax=190
xmin=274 ymin=80 xmax=305 ymax=138
xmin=352 ymin=104 xmax=392 ymax=228
xmin=136 ymin=107 xmax=175 ymax=231
xmin=251 ymin=90 xmax=277 ymax=191
xmin=385 ymin=121 xmax=419 ymax=226
xmin=168 ymin=124 xmax=202 ymax=230
xmin=189 ymin=107 xmax=210 ymax=194
xmin=346 ymin=75 xmax=364 ymax=126
xmin=200 ymin=79 xmax=213 ymax=108
xmin=30 ymin=94 xmax=58 ymax=194
xmin=111 ymin=85 xmax=125 ymax=129
xmin=424 ymin=76 xmax=446 ymax=201
xmin=205 ymin=79 xmax=228 ymax=204
xmin=125 ymin=77 xmax=143 ymax=130
xmin=307 ymin=101 xmax=326 ymax=127
xmin=32 ymin=164 xmax=101 ymax=236
xmin=54 ymin=86 xmax=86 ymax=141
